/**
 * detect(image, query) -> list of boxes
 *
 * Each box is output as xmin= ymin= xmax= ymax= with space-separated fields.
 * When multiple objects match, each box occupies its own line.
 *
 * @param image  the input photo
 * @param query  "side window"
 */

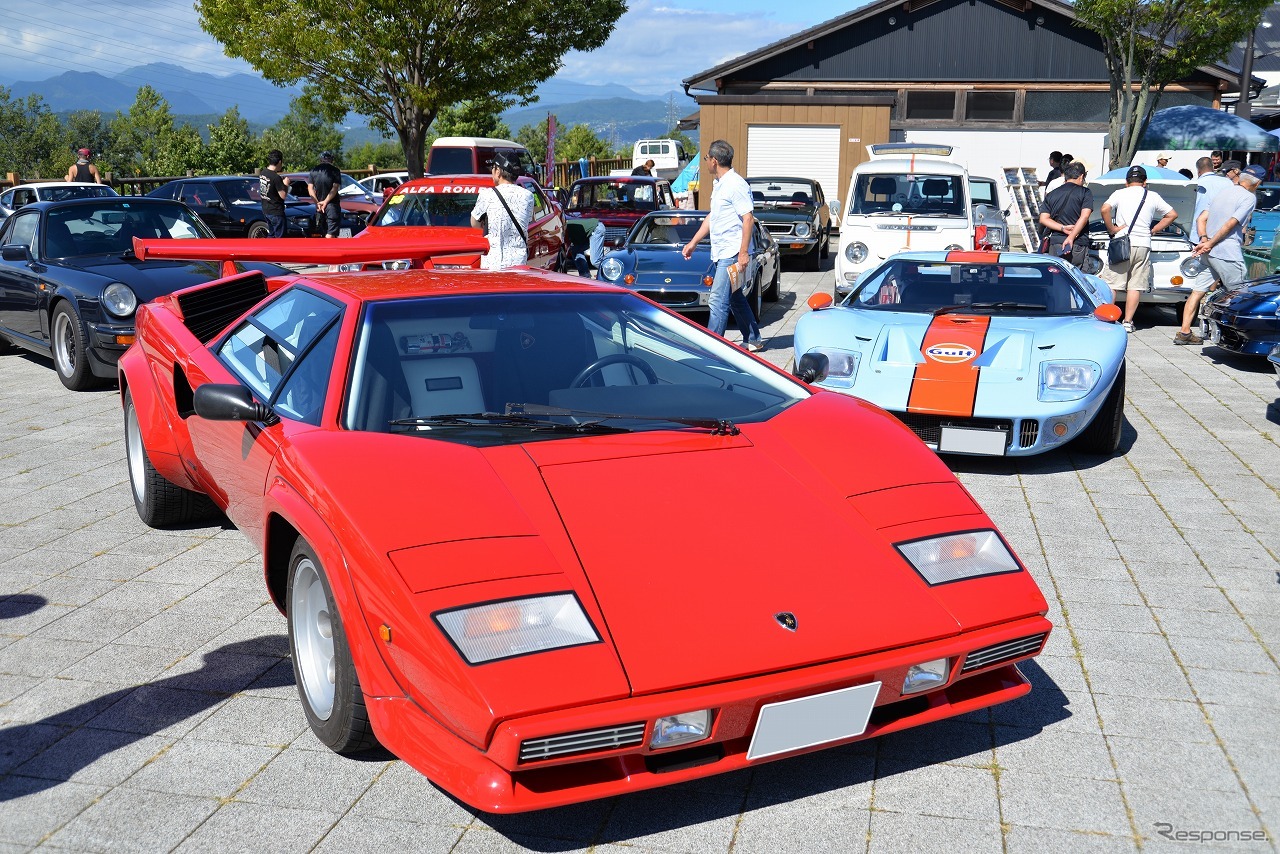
xmin=217 ymin=288 xmax=343 ymax=412
xmin=15 ymin=188 xmax=36 ymax=207
xmin=182 ymin=182 xmax=217 ymax=208
xmin=530 ymin=187 xmax=548 ymax=218
xmin=7 ymin=213 xmax=38 ymax=253
xmin=275 ymin=322 xmax=341 ymax=424
xmin=0 ymin=190 xmax=12 ymax=209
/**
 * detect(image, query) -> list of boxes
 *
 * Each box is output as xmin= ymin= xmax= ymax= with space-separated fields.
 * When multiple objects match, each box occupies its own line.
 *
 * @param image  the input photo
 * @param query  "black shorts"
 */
xmin=318 ymin=203 xmax=341 ymax=237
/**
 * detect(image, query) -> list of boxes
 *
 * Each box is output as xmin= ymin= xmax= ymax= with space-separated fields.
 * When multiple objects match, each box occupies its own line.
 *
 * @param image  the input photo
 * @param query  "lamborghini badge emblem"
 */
xmin=774 ymin=612 xmax=797 ymax=631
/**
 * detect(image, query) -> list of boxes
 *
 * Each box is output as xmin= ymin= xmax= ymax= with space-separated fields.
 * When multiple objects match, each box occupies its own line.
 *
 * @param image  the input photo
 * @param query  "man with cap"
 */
xmin=1177 ymin=164 xmax=1267 ymax=343
xmin=1100 ymin=165 xmax=1177 ymax=333
xmin=470 ymin=150 xmax=534 ymax=269
xmin=1155 ymin=153 xmax=1171 ymax=170
xmin=65 ymin=148 xmax=104 ymax=184
xmin=1038 ymin=161 xmax=1093 ymax=268
xmin=308 ymin=151 xmax=343 ymax=238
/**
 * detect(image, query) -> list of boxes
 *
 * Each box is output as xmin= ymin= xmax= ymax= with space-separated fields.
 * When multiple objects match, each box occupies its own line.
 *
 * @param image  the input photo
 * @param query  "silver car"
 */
xmin=0 ymin=182 xmax=119 ymax=225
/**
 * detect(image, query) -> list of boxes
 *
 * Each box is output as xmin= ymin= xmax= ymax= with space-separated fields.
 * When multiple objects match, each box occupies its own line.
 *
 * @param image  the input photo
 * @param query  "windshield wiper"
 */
xmin=507 ymin=403 xmax=740 ymax=436
xmin=934 ymin=302 xmax=1047 ymax=316
xmin=388 ymin=412 xmax=628 ymax=434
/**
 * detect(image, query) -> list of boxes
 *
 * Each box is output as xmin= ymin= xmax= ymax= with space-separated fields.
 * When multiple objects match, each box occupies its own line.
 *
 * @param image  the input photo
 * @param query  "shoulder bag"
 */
xmin=490 ymin=185 xmax=528 ymax=246
xmin=1107 ymin=187 xmax=1148 ymax=266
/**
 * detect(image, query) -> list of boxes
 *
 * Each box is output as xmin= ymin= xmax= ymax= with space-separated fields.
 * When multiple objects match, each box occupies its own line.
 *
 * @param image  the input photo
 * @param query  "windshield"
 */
xmin=345 ymin=291 xmax=805 ymax=444
xmin=748 ymin=180 xmax=815 ymax=208
xmin=632 ymin=214 xmax=708 ymax=245
xmin=847 ymin=259 xmax=1094 ymax=316
xmin=40 ymin=185 xmax=118 ymax=202
xmin=45 ymin=201 xmax=209 ymax=258
xmin=969 ymin=180 xmax=996 ymax=206
xmin=375 ymin=187 xmax=480 ymax=227
xmin=850 ymin=173 xmax=966 ymax=216
xmin=569 ymin=181 xmax=656 ymax=211
xmin=219 ymin=179 xmax=265 ymax=206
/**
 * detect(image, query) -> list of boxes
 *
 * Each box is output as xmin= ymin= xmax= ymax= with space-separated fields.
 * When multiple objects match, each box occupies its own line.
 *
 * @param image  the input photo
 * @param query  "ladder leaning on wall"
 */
xmin=1001 ymin=167 xmax=1044 ymax=252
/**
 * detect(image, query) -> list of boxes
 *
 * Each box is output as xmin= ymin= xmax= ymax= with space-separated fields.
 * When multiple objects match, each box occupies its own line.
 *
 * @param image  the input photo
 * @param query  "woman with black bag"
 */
xmin=471 ymin=151 xmax=535 ymax=270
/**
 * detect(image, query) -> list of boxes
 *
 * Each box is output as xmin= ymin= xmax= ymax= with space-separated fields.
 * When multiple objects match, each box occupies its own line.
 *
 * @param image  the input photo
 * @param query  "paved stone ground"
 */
xmin=1 ymin=261 xmax=1278 ymax=853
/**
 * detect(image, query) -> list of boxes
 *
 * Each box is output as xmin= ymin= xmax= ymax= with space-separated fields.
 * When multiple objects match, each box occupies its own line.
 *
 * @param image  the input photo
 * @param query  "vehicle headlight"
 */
xmin=101 ymin=283 xmax=137 ymax=318
xmin=794 ymin=222 xmax=812 ymax=238
xmin=902 ymin=658 xmax=949 ymax=694
xmin=650 ymin=710 xmax=713 ymax=748
xmin=845 ymin=242 xmax=869 ymax=263
xmin=896 ymin=530 xmax=1021 ymax=586
xmin=945 ymin=244 xmax=964 ymax=251
xmin=805 ymin=347 xmax=860 ymax=387
xmin=1039 ymin=360 xmax=1100 ymax=401
xmin=333 ymin=263 xmax=366 ymax=272
xmin=381 ymin=259 xmax=412 ymax=270
xmin=600 ymin=256 xmax=624 ymax=281
xmin=434 ymin=593 xmax=600 ymax=664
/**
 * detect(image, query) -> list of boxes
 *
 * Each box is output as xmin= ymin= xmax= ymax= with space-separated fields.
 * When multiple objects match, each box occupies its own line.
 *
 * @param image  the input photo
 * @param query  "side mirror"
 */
xmin=206 ymin=199 xmax=222 ymax=209
xmin=1094 ymin=303 xmax=1123 ymax=323
xmin=1 ymin=244 xmax=32 ymax=262
xmin=193 ymin=384 xmax=277 ymax=424
xmin=796 ymin=352 xmax=830 ymax=384
xmin=830 ymin=198 xmax=840 ymax=215
xmin=807 ymin=292 xmax=834 ymax=310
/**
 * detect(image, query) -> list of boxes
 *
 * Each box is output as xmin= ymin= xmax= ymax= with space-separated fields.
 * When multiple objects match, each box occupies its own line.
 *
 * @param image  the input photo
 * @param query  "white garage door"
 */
xmin=747 ymin=126 xmax=842 ymax=203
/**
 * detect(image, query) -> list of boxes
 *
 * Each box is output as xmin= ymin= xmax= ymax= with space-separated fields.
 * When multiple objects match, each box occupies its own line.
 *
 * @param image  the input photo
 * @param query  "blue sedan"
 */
xmin=1200 ymin=276 xmax=1280 ymax=356
xmin=793 ymin=251 xmax=1129 ymax=456
xmin=596 ymin=211 xmax=781 ymax=321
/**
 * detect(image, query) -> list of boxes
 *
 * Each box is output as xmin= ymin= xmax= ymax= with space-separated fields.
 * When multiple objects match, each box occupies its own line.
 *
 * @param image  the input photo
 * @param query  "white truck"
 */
xmin=834 ymin=143 xmax=987 ymax=298
xmin=628 ymin=139 xmax=690 ymax=181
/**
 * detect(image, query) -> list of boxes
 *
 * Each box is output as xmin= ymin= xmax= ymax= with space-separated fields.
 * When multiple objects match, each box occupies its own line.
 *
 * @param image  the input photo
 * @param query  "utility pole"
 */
xmin=1237 ymin=28 xmax=1257 ymax=118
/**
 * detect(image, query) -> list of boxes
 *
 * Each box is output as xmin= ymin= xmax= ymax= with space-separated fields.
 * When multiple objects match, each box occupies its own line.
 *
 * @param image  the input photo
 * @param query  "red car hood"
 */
xmin=522 ymin=416 xmax=965 ymax=695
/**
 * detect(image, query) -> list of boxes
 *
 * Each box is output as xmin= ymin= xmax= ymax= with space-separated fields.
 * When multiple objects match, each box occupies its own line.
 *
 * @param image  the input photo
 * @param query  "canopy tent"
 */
xmin=1096 ymin=165 xmax=1188 ymax=181
xmin=1138 ymin=105 xmax=1280 ymax=152
xmin=671 ymin=157 xmax=699 ymax=194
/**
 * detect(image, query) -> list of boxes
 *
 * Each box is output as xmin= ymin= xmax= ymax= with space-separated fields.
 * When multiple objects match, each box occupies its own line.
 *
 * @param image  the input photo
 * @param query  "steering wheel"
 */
xmin=570 ymin=354 xmax=659 ymax=388
xmin=893 ymin=193 xmax=908 ymax=206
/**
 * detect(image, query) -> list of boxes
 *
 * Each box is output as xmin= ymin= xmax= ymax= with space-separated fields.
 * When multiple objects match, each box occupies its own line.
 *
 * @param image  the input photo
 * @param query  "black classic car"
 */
xmin=747 ymin=177 xmax=833 ymax=270
xmin=147 ymin=175 xmax=362 ymax=238
xmin=1200 ymin=275 xmax=1280 ymax=356
xmin=0 ymin=197 xmax=286 ymax=390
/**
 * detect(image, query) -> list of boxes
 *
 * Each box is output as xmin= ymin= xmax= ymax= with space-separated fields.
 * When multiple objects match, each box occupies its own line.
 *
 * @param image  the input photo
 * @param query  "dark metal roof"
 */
xmin=683 ymin=0 xmax=1250 ymax=92
xmin=1225 ymin=7 xmax=1280 ymax=74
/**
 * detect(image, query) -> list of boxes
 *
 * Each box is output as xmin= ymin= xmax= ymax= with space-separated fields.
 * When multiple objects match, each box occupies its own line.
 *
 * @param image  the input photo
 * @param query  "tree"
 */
xmin=434 ymin=97 xmax=512 ymax=140
xmin=0 ymin=87 xmax=64 ymax=179
xmin=62 ymin=110 xmax=112 ymax=177
xmin=259 ymin=93 xmax=345 ymax=171
xmin=558 ymin=124 xmax=613 ymax=161
xmin=109 ymin=86 xmax=196 ymax=177
xmin=345 ymin=140 xmax=406 ymax=171
xmin=1075 ymin=0 xmax=1272 ymax=169
xmin=196 ymin=0 xmax=627 ymax=177
xmin=515 ymin=118 xmax=553 ymax=163
xmin=202 ymin=107 xmax=258 ymax=174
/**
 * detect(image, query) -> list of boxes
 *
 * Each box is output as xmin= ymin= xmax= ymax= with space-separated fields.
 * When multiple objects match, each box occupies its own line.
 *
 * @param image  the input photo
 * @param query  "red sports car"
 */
xmin=120 ymin=236 xmax=1051 ymax=814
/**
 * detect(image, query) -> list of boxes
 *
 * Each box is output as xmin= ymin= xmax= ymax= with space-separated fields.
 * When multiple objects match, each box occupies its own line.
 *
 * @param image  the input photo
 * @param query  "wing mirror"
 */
xmin=796 ymin=352 xmax=830 ymax=384
xmin=829 ymin=198 xmax=840 ymax=215
xmin=1 ymin=244 xmax=32 ymax=262
xmin=193 ymin=384 xmax=278 ymax=424
xmin=807 ymin=292 xmax=834 ymax=310
xmin=1094 ymin=303 xmax=1123 ymax=323
xmin=205 ymin=199 xmax=222 ymax=209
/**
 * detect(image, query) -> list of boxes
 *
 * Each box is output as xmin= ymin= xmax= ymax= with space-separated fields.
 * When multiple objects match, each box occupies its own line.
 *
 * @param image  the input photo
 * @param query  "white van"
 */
xmin=834 ymin=144 xmax=977 ymax=298
xmin=631 ymin=139 xmax=689 ymax=180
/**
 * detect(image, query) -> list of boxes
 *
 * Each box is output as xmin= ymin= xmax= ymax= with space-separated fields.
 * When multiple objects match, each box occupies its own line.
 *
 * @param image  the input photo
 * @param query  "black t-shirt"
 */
xmin=309 ymin=162 xmax=343 ymax=204
xmin=1042 ymin=182 xmax=1095 ymax=238
xmin=259 ymin=168 xmax=287 ymax=217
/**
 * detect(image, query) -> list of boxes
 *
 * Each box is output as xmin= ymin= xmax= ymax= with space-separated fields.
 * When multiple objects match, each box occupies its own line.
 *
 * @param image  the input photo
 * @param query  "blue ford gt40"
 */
xmin=793 ymin=251 xmax=1129 ymax=457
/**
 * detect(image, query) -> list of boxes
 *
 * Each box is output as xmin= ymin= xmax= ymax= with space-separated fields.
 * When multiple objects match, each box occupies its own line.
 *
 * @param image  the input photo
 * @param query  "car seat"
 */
xmin=351 ymin=322 xmax=412 ymax=431
xmin=43 ymin=220 xmax=77 ymax=258
xmin=790 ymin=191 xmax=811 ymax=205
xmin=921 ymin=179 xmax=949 ymax=209
xmin=401 ymin=357 xmax=485 ymax=417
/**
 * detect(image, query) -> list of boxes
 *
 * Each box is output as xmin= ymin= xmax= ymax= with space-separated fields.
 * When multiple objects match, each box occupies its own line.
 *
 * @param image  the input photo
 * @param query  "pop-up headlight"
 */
xmin=895 ymin=530 xmax=1021 ymax=585
xmin=434 ymin=593 xmax=600 ymax=664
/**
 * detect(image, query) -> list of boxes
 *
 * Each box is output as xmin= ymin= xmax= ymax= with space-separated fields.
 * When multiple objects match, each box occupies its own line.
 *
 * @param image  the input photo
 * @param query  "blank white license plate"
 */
xmin=939 ymin=426 xmax=1007 ymax=455
xmin=747 ymin=681 xmax=881 ymax=761
xmin=339 ymin=228 xmax=352 ymax=238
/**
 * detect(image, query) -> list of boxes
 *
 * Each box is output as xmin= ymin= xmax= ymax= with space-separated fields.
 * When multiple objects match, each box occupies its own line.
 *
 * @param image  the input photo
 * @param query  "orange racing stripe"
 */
xmin=906 ymin=314 xmax=992 ymax=417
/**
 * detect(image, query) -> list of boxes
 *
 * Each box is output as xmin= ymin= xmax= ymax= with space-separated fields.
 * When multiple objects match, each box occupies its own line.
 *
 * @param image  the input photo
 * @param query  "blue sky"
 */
xmin=0 ymin=0 xmax=865 ymax=97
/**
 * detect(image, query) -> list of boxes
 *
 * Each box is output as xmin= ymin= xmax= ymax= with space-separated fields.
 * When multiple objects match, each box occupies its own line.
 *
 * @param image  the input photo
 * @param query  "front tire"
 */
xmin=751 ymin=272 xmax=763 ymax=321
xmin=247 ymin=221 xmax=271 ymax=239
xmin=805 ymin=243 xmax=822 ymax=271
xmin=764 ymin=263 xmax=780 ymax=302
xmin=124 ymin=389 xmax=220 ymax=527
xmin=51 ymin=301 xmax=99 ymax=391
xmin=1075 ymin=363 xmax=1126 ymax=454
xmin=287 ymin=539 xmax=377 ymax=755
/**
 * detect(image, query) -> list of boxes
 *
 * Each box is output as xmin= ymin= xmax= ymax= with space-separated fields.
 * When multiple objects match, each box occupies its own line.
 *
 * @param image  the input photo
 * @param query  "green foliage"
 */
xmin=515 ymin=118 xmax=552 ymax=163
xmin=108 ymin=86 xmax=201 ymax=177
xmin=202 ymin=107 xmax=259 ymax=174
xmin=345 ymin=140 xmax=406 ymax=171
xmin=259 ymin=93 xmax=345 ymax=170
xmin=61 ymin=111 xmax=112 ymax=177
xmin=1075 ymin=0 xmax=1272 ymax=168
xmin=559 ymin=124 xmax=614 ymax=161
xmin=0 ymin=87 xmax=65 ymax=179
xmin=195 ymin=0 xmax=627 ymax=176
xmin=434 ymin=98 xmax=513 ymax=140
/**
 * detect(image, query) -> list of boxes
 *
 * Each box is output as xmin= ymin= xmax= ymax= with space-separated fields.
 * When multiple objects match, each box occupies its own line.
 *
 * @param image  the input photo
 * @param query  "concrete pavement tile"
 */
xmin=599 ymin=786 xmax=742 ymax=853
xmin=1003 ymin=824 xmax=1139 ymax=852
xmin=0 ymin=636 xmax=98 ymax=677
xmin=993 ymin=725 xmax=1116 ymax=780
xmin=1045 ymin=558 xmax=1134 ymax=582
xmin=138 ymin=556 xmax=242 ymax=588
xmin=60 ymin=552 xmax=156 ymax=582
xmin=44 ymin=786 xmax=218 ymax=853
xmin=998 ymin=770 xmax=1132 ymax=835
xmin=349 ymin=759 xmax=475 ymax=826
xmin=732 ymin=802 xmax=868 ymax=853
xmin=0 ymin=676 xmax=134 ymax=727
xmin=1052 ymin=576 xmax=1145 ymax=607
xmin=1135 ymin=581 xmax=1235 ymax=613
xmin=868 ymin=762 xmax=999 ymax=822
xmin=0 ymin=776 xmax=106 ymax=846
xmin=0 ymin=549 xmax=88 ymax=577
xmin=0 ymin=600 xmax=75 ymax=636
xmin=86 ymin=685 xmax=226 ymax=737
xmin=1106 ymin=734 xmax=1239 ymax=793
xmin=1026 ymin=649 xmax=1089 ymax=695
xmin=15 ymin=727 xmax=172 ymax=787
xmin=172 ymin=801 xmax=337 ymax=854
xmin=0 ymin=721 xmax=72 ymax=774
xmin=1124 ymin=785 xmax=1266 ymax=851
xmin=186 ymin=695 xmax=307 ymax=747
xmin=128 ymin=737 xmax=278 ymax=798
xmin=0 ymin=671 xmax=41 ymax=709
xmin=26 ymin=575 xmax=121 ymax=609
xmin=867 ymin=810 xmax=1001 ymax=854
xmin=476 ymin=796 xmax=615 ymax=844
xmin=1171 ymin=635 xmax=1277 ymax=675
xmin=90 ymin=579 xmax=201 ymax=614
xmin=58 ymin=642 xmax=183 ymax=684
xmin=451 ymin=828 xmax=592 ymax=853
xmin=875 ymin=718 xmax=994 ymax=771
xmin=1092 ymin=694 xmax=1214 ymax=742
xmin=42 ymin=528 xmax=141 ymax=556
xmin=235 ymin=747 xmax=387 ymax=811
xmin=1083 ymin=657 xmax=1194 ymax=701
xmin=0 ymin=526 xmax=75 ymax=552
xmin=1074 ymin=628 xmax=1176 ymax=666
xmin=314 ymin=814 xmax=465 ymax=853
xmin=1187 ymin=669 xmax=1280 ymax=709
xmin=113 ymin=611 xmax=237 ymax=653
xmin=33 ymin=606 xmax=150 ymax=644
xmin=744 ymin=746 xmax=875 ymax=811
xmin=1063 ymin=603 xmax=1159 ymax=634
xmin=1220 ymin=585 xmax=1280 ymax=618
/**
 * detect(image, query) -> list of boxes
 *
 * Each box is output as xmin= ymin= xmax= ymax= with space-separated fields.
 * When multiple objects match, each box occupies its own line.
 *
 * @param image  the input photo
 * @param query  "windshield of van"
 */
xmin=429 ymin=148 xmax=474 ymax=175
xmin=850 ymin=173 xmax=966 ymax=217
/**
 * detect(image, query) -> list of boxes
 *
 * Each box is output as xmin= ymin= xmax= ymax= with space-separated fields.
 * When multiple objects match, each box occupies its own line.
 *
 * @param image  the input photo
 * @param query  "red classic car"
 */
xmin=338 ymin=174 xmax=567 ymax=272
xmin=565 ymin=176 xmax=677 ymax=250
xmin=120 ymin=235 xmax=1051 ymax=813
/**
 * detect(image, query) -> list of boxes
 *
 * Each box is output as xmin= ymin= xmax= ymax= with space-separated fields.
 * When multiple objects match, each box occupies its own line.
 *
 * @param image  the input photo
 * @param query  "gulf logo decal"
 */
xmin=924 ymin=343 xmax=977 ymax=363
xmin=907 ymin=314 xmax=991 ymax=417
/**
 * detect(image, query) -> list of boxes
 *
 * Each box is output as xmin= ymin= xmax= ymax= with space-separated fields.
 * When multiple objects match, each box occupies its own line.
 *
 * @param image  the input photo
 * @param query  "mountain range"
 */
xmin=2 ymin=63 xmax=698 ymax=146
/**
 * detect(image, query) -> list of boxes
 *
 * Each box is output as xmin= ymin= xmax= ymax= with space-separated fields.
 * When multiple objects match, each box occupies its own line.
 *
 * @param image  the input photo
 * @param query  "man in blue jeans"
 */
xmin=680 ymin=139 xmax=763 ymax=351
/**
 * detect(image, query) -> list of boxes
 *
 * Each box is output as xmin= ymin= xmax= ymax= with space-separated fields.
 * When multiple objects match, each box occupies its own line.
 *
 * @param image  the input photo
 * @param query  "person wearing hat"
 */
xmin=1177 ymin=164 xmax=1267 ymax=343
xmin=1038 ymin=161 xmax=1093 ymax=268
xmin=65 ymin=148 xmax=104 ymax=184
xmin=1100 ymin=165 xmax=1177 ymax=333
xmin=308 ymin=151 xmax=343 ymax=238
xmin=1155 ymin=153 xmax=1171 ymax=170
xmin=470 ymin=151 xmax=534 ymax=269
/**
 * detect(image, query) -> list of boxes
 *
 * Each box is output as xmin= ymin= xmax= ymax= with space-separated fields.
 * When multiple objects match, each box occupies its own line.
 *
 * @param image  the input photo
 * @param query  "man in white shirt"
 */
xmin=1175 ymin=158 xmax=1236 ymax=339
xmin=1100 ymin=165 xmax=1178 ymax=333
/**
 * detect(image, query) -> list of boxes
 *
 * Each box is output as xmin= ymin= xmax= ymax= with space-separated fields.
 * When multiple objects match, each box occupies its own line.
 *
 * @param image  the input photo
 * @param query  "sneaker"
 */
xmin=746 ymin=339 xmax=765 ymax=352
xmin=1122 ymin=321 xmax=1135 ymax=333
xmin=1173 ymin=331 xmax=1203 ymax=345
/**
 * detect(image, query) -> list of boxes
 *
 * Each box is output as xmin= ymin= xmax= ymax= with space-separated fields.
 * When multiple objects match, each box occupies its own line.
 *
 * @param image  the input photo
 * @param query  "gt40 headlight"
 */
xmin=896 ymin=530 xmax=1021 ymax=586
xmin=434 ymin=593 xmax=600 ymax=664
xmin=794 ymin=222 xmax=812 ymax=238
xmin=1039 ymin=361 xmax=1100 ymax=402
xmin=804 ymin=347 xmax=860 ymax=387
xmin=101 ymin=283 xmax=137 ymax=318
xmin=845 ymin=242 xmax=869 ymax=264
xmin=600 ymin=256 xmax=624 ymax=281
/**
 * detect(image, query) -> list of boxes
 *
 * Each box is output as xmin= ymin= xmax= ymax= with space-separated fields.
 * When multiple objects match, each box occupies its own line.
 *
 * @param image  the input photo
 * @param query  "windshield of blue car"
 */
xmin=345 ymin=291 xmax=806 ymax=444
xmin=631 ymin=215 xmax=708 ymax=246
xmin=846 ymin=259 xmax=1094 ymax=316
xmin=374 ymin=188 xmax=479 ymax=227
xmin=747 ymin=180 xmax=814 ymax=208
xmin=44 ymin=201 xmax=210 ymax=258
xmin=850 ymin=173 xmax=966 ymax=216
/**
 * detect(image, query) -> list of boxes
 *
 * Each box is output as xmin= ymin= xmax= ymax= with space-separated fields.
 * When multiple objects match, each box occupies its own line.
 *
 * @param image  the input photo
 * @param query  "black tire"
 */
xmin=287 ymin=539 xmax=378 ymax=755
xmin=752 ymin=272 xmax=763 ymax=321
xmin=805 ymin=243 xmax=822 ymax=271
xmin=123 ymin=388 xmax=220 ymax=527
xmin=246 ymin=221 xmax=271 ymax=239
xmin=820 ymin=226 xmax=831 ymax=260
xmin=51 ymin=301 xmax=100 ymax=391
xmin=764 ymin=263 xmax=780 ymax=302
xmin=1075 ymin=363 xmax=1126 ymax=454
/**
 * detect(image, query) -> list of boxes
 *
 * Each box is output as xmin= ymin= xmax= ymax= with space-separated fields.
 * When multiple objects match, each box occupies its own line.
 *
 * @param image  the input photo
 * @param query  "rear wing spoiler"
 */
xmin=133 ymin=230 xmax=490 ymax=276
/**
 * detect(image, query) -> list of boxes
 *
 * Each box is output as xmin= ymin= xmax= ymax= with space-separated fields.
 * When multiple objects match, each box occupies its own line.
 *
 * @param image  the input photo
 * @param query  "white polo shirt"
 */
xmin=708 ymin=168 xmax=754 ymax=262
